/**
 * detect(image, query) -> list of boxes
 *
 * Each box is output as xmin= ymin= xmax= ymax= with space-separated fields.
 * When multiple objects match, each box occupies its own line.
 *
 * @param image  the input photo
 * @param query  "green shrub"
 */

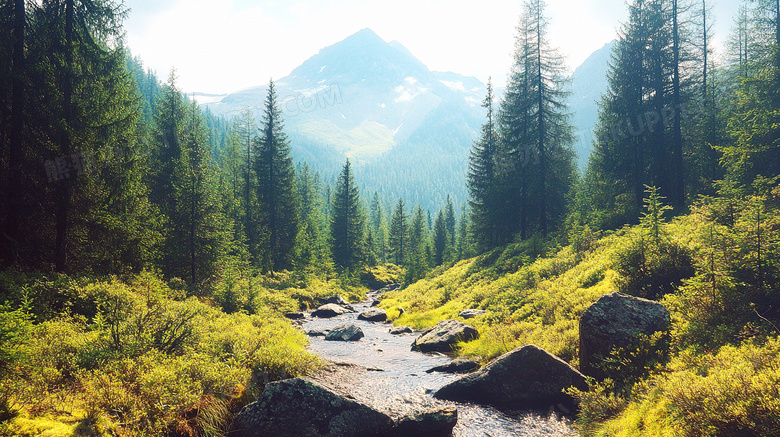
xmin=360 ymin=264 xmax=403 ymax=289
xmin=616 ymin=237 xmax=694 ymax=300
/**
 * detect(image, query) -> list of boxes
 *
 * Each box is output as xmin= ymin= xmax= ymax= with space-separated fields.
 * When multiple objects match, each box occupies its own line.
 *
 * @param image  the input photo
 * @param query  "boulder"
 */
xmin=458 ymin=309 xmax=486 ymax=319
xmin=312 ymin=303 xmax=353 ymax=318
xmin=325 ymin=325 xmax=365 ymax=341
xmin=232 ymin=378 xmax=393 ymax=437
xmin=389 ymin=325 xmax=414 ymax=335
xmin=371 ymin=300 xmax=381 ymax=307
xmin=284 ymin=311 xmax=306 ymax=320
xmin=411 ymin=319 xmax=478 ymax=353
xmin=358 ymin=308 xmax=387 ymax=322
xmin=391 ymin=406 xmax=457 ymax=437
xmin=325 ymin=295 xmax=350 ymax=306
xmin=579 ymin=292 xmax=671 ymax=379
xmin=306 ymin=329 xmax=329 ymax=337
xmin=425 ymin=359 xmax=479 ymax=374
xmin=434 ymin=344 xmax=586 ymax=412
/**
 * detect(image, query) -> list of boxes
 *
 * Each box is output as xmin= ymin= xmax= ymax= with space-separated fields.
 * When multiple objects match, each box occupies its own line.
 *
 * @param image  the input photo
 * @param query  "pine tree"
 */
xmin=444 ymin=195 xmax=457 ymax=252
xmin=433 ymin=209 xmax=448 ymax=266
xmin=370 ymin=192 xmax=389 ymax=263
xmin=586 ymin=0 xmax=697 ymax=226
xmin=497 ymin=0 xmax=576 ymax=239
xmin=254 ymin=80 xmax=298 ymax=272
xmin=234 ymin=108 xmax=259 ymax=259
xmin=330 ymin=160 xmax=365 ymax=269
xmin=389 ymin=198 xmax=408 ymax=265
xmin=294 ymin=162 xmax=331 ymax=272
xmin=173 ymin=100 xmax=229 ymax=286
xmin=406 ymin=206 xmax=429 ymax=282
xmin=1 ymin=0 xmax=26 ymax=265
xmin=12 ymin=0 xmax=156 ymax=272
xmin=468 ymin=78 xmax=501 ymax=250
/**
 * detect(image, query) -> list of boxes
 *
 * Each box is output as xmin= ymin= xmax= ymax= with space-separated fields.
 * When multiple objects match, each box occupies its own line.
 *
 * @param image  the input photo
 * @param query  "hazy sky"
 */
xmin=122 ymin=0 xmax=741 ymax=95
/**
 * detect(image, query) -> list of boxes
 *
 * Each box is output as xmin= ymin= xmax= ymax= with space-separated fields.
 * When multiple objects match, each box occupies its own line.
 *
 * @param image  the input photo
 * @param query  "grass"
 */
xmin=0 ymin=269 xmax=345 ymax=437
xmin=381 ymin=191 xmax=780 ymax=436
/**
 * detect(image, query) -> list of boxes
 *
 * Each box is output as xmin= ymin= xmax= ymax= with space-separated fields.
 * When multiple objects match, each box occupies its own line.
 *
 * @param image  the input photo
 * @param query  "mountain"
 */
xmin=203 ymin=29 xmax=614 ymax=210
xmin=569 ymin=40 xmax=615 ymax=171
xmin=203 ymin=28 xmax=486 ymax=211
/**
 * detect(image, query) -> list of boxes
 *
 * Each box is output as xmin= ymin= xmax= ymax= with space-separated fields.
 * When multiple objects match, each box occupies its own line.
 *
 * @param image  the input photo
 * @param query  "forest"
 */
xmin=0 ymin=0 xmax=779 ymax=435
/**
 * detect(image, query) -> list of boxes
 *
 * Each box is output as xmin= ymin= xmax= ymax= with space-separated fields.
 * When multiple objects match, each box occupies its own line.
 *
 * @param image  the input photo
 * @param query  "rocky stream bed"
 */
xmin=298 ymin=290 xmax=578 ymax=436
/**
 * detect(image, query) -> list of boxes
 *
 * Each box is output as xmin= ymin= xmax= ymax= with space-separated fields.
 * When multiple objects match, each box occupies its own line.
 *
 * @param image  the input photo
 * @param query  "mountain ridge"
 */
xmin=202 ymin=29 xmax=612 ymax=210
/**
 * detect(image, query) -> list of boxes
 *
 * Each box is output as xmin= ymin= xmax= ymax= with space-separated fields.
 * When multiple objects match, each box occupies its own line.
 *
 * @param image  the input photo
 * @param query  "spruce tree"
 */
xmin=468 ymin=78 xmax=501 ymax=250
xmin=254 ymin=80 xmax=298 ymax=272
xmin=444 ymin=195 xmax=457 ymax=251
xmin=497 ymin=0 xmax=576 ymax=239
xmin=433 ymin=210 xmax=448 ymax=266
xmin=406 ymin=206 xmax=429 ymax=282
xmin=330 ymin=160 xmax=365 ymax=269
xmin=173 ymin=100 xmax=229 ymax=286
xmin=389 ymin=198 xmax=408 ymax=265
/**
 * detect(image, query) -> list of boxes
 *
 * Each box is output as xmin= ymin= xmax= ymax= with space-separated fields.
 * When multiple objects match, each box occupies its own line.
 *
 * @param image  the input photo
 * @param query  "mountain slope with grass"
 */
xmin=379 ymin=182 xmax=780 ymax=436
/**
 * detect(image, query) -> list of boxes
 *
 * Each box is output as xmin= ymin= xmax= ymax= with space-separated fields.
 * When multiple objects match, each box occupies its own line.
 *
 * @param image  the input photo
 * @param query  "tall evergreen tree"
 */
xmin=496 ymin=0 xmax=576 ymax=239
xmin=169 ymin=100 xmax=229 ymax=286
xmin=330 ymin=160 xmax=365 ymax=269
xmin=433 ymin=209 xmax=449 ymax=266
xmin=468 ymin=78 xmax=501 ymax=250
xmin=586 ymin=0 xmax=696 ymax=226
xmin=13 ymin=0 xmax=156 ymax=272
xmin=406 ymin=206 xmax=429 ymax=282
xmin=1 ymin=0 xmax=26 ymax=265
xmin=444 ymin=195 xmax=457 ymax=251
xmin=254 ymin=80 xmax=298 ymax=272
xmin=389 ymin=198 xmax=408 ymax=265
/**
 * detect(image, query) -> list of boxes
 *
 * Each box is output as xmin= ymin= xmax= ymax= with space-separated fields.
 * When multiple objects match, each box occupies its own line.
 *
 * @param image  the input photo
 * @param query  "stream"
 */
xmin=301 ymin=291 xmax=577 ymax=436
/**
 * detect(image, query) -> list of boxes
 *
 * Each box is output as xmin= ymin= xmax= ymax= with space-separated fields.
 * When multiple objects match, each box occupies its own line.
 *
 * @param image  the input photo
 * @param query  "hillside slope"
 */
xmin=380 ymin=187 xmax=780 ymax=435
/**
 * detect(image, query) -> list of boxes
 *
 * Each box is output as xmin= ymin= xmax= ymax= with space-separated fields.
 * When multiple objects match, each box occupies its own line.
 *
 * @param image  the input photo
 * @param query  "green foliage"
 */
xmin=359 ymin=264 xmax=403 ymax=289
xmin=598 ymin=332 xmax=670 ymax=393
xmin=592 ymin=339 xmax=780 ymax=437
xmin=0 ymin=270 xmax=322 ymax=436
xmin=615 ymin=236 xmax=695 ymax=300
xmin=254 ymin=80 xmax=299 ymax=272
xmin=639 ymin=185 xmax=673 ymax=245
xmin=330 ymin=160 xmax=366 ymax=269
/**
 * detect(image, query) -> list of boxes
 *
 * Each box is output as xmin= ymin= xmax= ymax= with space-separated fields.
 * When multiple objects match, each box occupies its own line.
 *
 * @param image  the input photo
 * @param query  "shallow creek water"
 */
xmin=302 ymin=293 xmax=576 ymax=436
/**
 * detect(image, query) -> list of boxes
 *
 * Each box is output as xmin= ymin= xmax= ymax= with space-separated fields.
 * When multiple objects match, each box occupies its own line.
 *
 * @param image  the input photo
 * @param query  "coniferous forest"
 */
xmin=1 ymin=0 xmax=780 ymax=435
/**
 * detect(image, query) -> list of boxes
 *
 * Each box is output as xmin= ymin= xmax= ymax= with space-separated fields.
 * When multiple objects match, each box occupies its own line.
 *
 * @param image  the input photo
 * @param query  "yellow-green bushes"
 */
xmin=381 ymin=233 xmax=622 ymax=365
xmin=0 ymin=271 xmax=322 ymax=436
xmin=589 ymin=339 xmax=780 ymax=437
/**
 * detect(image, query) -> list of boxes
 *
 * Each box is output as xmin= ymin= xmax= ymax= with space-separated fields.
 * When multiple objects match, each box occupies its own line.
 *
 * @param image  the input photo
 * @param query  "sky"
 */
xmin=122 ymin=0 xmax=741 ymax=95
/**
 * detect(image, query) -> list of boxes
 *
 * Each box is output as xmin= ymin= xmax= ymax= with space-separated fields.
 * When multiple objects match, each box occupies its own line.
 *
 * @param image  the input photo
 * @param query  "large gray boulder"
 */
xmin=358 ymin=308 xmax=387 ymax=322
xmin=232 ymin=378 xmax=393 ymax=437
xmin=434 ymin=344 xmax=586 ymax=411
xmin=411 ymin=319 xmax=478 ymax=353
xmin=579 ymin=292 xmax=671 ymax=378
xmin=391 ymin=406 xmax=457 ymax=437
xmin=325 ymin=324 xmax=365 ymax=341
xmin=312 ymin=303 xmax=353 ymax=318
xmin=425 ymin=358 xmax=479 ymax=374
